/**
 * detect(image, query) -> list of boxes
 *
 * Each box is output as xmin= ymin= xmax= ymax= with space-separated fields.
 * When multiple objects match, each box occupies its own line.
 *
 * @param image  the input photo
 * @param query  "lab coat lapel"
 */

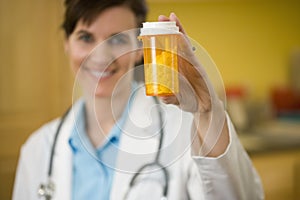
xmin=110 ymin=88 xmax=161 ymax=200
xmin=51 ymin=102 xmax=82 ymax=200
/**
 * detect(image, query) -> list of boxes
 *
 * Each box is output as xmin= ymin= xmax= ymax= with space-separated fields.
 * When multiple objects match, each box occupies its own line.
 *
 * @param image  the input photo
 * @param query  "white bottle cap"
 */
xmin=140 ymin=21 xmax=180 ymax=36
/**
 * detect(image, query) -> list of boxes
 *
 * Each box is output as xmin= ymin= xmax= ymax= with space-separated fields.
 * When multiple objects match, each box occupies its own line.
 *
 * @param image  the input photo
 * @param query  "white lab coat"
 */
xmin=13 ymin=87 xmax=264 ymax=200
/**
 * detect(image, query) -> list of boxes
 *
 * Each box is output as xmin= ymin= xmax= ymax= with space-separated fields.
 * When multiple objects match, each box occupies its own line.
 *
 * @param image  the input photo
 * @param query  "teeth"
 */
xmin=89 ymin=69 xmax=112 ymax=79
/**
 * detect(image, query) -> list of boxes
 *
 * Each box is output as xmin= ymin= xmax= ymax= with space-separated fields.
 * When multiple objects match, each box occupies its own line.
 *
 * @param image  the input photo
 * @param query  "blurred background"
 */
xmin=0 ymin=0 xmax=299 ymax=199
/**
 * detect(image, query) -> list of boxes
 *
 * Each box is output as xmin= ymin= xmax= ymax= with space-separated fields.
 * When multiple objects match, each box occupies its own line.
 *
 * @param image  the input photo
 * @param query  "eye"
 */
xmin=78 ymin=32 xmax=94 ymax=43
xmin=108 ymin=34 xmax=130 ymax=46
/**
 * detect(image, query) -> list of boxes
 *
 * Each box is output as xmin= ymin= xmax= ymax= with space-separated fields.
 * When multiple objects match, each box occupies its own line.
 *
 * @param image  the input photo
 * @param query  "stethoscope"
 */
xmin=38 ymin=96 xmax=169 ymax=200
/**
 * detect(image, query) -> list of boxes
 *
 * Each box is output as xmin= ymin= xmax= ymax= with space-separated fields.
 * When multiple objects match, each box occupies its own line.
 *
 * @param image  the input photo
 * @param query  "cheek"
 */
xmin=117 ymin=52 xmax=139 ymax=72
xmin=69 ymin=47 xmax=89 ymax=73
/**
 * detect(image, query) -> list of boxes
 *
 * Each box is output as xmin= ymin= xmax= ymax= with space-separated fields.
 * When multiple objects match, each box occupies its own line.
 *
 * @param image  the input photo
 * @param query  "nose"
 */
xmin=85 ymin=42 xmax=115 ymax=70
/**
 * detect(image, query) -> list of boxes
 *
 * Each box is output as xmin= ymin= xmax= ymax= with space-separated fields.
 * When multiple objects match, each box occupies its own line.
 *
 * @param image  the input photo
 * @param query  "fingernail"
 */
xmin=170 ymin=12 xmax=177 ymax=19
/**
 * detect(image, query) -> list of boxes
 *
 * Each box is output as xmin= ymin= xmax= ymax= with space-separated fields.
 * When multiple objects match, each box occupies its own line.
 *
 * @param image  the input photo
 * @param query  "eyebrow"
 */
xmin=74 ymin=29 xmax=129 ymax=39
xmin=109 ymin=32 xmax=128 ymax=38
xmin=75 ymin=30 xmax=92 ymax=35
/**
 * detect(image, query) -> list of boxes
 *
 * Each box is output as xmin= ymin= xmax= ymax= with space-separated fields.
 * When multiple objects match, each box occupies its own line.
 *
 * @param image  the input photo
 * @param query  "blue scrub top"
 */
xmin=68 ymin=98 xmax=131 ymax=200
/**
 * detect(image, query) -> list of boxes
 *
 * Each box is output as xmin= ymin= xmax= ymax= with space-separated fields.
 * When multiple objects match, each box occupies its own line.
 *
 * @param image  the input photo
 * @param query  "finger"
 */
xmin=159 ymin=95 xmax=179 ymax=105
xmin=158 ymin=13 xmax=187 ymax=35
xmin=158 ymin=15 xmax=170 ymax=21
xmin=169 ymin=12 xmax=187 ymax=34
xmin=162 ymin=13 xmax=194 ymax=59
xmin=158 ymin=13 xmax=193 ymax=57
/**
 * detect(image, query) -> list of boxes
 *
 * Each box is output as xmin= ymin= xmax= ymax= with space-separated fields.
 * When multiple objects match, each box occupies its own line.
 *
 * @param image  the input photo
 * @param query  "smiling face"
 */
xmin=65 ymin=6 xmax=141 ymax=98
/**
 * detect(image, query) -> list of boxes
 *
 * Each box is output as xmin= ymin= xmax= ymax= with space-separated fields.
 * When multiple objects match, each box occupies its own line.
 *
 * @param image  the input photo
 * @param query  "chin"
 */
xmin=93 ymin=87 xmax=114 ymax=99
xmin=90 ymin=76 xmax=133 ymax=100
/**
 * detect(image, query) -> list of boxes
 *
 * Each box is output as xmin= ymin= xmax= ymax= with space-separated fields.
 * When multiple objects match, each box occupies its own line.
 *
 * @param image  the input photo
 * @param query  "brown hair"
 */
xmin=62 ymin=0 xmax=148 ymax=38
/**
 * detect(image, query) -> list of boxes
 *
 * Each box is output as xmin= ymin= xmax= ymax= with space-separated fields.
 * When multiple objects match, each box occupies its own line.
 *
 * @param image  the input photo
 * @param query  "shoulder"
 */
xmin=15 ymin=117 xmax=63 ymax=185
xmin=21 ymin=100 xmax=84 ymax=152
xmin=20 ymin=118 xmax=61 ymax=156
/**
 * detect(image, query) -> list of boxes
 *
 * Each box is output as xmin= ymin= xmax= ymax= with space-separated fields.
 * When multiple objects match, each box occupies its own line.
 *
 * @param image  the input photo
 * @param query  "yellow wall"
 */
xmin=0 ymin=1 xmax=70 ymax=199
xmin=147 ymin=0 xmax=300 ymax=100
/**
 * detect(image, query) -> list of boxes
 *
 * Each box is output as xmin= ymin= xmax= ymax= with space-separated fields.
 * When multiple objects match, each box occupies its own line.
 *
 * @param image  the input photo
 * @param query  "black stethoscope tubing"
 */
xmin=127 ymin=96 xmax=169 ymax=198
xmin=48 ymin=107 xmax=71 ymax=177
xmin=44 ymin=96 xmax=169 ymax=199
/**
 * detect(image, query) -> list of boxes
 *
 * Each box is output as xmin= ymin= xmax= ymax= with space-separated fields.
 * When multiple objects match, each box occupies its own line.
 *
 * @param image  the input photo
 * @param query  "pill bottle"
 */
xmin=139 ymin=21 xmax=180 ymax=96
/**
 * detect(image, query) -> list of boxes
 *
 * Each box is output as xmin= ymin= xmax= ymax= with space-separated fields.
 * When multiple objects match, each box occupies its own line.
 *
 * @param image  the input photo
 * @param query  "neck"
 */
xmin=84 ymin=86 xmax=131 ymax=148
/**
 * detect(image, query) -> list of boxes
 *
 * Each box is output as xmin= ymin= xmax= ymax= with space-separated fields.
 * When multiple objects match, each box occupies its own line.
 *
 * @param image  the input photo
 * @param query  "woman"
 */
xmin=13 ymin=0 xmax=264 ymax=199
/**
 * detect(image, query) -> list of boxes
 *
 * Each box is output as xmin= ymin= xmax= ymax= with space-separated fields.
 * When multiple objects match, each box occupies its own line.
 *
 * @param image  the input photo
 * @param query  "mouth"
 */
xmin=83 ymin=67 xmax=117 ymax=80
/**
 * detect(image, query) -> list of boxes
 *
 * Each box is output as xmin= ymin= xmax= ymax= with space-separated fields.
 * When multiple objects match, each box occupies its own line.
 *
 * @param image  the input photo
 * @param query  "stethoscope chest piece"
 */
xmin=38 ymin=179 xmax=55 ymax=200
